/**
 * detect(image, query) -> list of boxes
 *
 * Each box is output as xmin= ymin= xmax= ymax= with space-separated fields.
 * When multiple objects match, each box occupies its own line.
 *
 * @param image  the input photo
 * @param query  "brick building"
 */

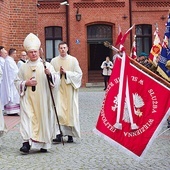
xmin=0 ymin=0 xmax=170 ymax=86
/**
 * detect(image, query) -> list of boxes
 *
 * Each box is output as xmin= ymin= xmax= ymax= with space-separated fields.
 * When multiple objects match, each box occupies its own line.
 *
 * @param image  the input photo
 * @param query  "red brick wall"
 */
xmin=0 ymin=0 xmax=37 ymax=61
xmin=37 ymin=1 xmax=67 ymax=55
xmin=131 ymin=0 xmax=169 ymax=39
xmin=0 ymin=0 xmax=10 ymax=47
xmin=9 ymin=0 xmax=37 ymax=61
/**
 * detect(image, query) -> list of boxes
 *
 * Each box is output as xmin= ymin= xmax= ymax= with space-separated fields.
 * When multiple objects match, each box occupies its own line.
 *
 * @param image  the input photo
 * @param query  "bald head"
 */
xmin=20 ymin=51 xmax=28 ymax=60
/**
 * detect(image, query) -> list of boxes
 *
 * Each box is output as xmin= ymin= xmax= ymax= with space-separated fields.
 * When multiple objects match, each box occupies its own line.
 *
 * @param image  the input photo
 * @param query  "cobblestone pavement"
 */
xmin=0 ymin=87 xmax=169 ymax=170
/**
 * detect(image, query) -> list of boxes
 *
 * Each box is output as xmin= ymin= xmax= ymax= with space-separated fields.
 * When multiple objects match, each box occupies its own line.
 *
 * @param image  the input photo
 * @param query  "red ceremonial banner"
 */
xmin=94 ymin=57 xmax=170 ymax=160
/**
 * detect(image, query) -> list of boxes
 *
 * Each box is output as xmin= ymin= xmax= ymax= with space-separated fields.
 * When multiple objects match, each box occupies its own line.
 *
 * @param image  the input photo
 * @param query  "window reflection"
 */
xmin=136 ymin=24 xmax=152 ymax=56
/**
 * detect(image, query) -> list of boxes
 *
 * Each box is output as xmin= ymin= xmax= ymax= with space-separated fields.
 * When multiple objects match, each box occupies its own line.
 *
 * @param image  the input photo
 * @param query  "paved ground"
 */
xmin=0 ymin=87 xmax=170 ymax=170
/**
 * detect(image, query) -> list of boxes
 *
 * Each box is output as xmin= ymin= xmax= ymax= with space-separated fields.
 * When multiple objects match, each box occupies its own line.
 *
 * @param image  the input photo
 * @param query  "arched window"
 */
xmin=87 ymin=24 xmax=112 ymax=43
xmin=45 ymin=26 xmax=62 ymax=61
xmin=135 ymin=24 xmax=152 ymax=56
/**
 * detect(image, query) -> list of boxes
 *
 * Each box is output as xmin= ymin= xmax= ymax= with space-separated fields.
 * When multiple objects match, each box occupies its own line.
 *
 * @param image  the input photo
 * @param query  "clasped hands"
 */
xmin=60 ymin=66 xmax=66 ymax=75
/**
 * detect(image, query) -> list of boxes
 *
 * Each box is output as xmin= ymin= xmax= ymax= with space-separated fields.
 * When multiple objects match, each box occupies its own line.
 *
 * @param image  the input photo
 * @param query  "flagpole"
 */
xmin=130 ymin=57 xmax=170 ymax=88
xmin=40 ymin=48 xmax=64 ymax=145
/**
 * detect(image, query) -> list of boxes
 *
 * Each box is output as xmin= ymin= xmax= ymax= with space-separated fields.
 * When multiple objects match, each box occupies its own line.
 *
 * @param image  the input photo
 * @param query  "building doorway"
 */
xmin=87 ymin=24 xmax=113 ymax=82
xmin=89 ymin=43 xmax=111 ymax=70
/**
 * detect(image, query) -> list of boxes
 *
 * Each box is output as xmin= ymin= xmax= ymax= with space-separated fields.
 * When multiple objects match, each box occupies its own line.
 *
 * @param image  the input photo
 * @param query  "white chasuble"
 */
xmin=15 ymin=59 xmax=60 ymax=149
xmin=0 ymin=67 xmax=7 ymax=136
xmin=0 ymin=100 xmax=7 ymax=137
xmin=1 ymin=56 xmax=20 ymax=114
xmin=51 ymin=55 xmax=82 ymax=138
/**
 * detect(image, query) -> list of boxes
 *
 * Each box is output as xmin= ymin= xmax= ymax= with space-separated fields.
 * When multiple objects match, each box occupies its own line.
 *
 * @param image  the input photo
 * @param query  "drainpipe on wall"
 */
xmin=129 ymin=0 xmax=132 ymax=47
xmin=66 ymin=0 xmax=69 ymax=47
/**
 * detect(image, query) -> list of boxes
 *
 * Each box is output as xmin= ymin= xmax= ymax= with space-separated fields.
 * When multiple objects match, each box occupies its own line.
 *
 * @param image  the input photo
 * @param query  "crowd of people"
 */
xmin=0 ymin=33 xmax=82 ymax=154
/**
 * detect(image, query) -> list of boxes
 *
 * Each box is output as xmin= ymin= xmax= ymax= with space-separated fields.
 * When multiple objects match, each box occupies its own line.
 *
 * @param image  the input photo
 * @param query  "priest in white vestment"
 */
xmin=0 ymin=46 xmax=8 ymax=72
xmin=0 ymin=46 xmax=8 ymax=111
xmin=14 ymin=33 xmax=60 ymax=153
xmin=1 ymin=48 xmax=20 ymax=115
xmin=0 ymin=98 xmax=6 ymax=137
xmin=0 ymin=67 xmax=7 ymax=137
xmin=51 ymin=41 xmax=82 ymax=143
xmin=17 ymin=51 xmax=28 ymax=68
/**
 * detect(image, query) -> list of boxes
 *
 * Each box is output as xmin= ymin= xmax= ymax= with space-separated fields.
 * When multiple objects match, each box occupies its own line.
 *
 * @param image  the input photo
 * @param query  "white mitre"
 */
xmin=23 ymin=33 xmax=41 ymax=51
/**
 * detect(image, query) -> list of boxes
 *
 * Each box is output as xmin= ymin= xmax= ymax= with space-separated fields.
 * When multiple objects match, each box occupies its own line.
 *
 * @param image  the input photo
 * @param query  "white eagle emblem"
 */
xmin=112 ymin=93 xmax=145 ymax=123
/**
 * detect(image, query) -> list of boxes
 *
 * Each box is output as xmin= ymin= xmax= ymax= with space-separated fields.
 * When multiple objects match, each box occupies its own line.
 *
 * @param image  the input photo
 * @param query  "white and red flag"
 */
xmin=94 ymin=38 xmax=170 ymax=160
xmin=149 ymin=25 xmax=162 ymax=66
xmin=115 ymin=25 xmax=122 ymax=47
xmin=94 ymin=54 xmax=170 ymax=160
xmin=120 ymin=24 xmax=135 ymax=46
xmin=130 ymin=35 xmax=137 ymax=59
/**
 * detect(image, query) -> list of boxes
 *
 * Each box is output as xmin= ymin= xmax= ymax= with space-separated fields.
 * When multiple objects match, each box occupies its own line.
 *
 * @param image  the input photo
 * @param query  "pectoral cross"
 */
xmin=31 ymin=68 xmax=36 ymax=92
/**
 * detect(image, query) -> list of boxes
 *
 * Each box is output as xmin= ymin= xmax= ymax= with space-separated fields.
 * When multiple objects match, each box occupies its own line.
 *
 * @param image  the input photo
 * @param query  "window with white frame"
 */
xmin=135 ymin=24 xmax=152 ymax=56
xmin=45 ymin=26 xmax=62 ymax=61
